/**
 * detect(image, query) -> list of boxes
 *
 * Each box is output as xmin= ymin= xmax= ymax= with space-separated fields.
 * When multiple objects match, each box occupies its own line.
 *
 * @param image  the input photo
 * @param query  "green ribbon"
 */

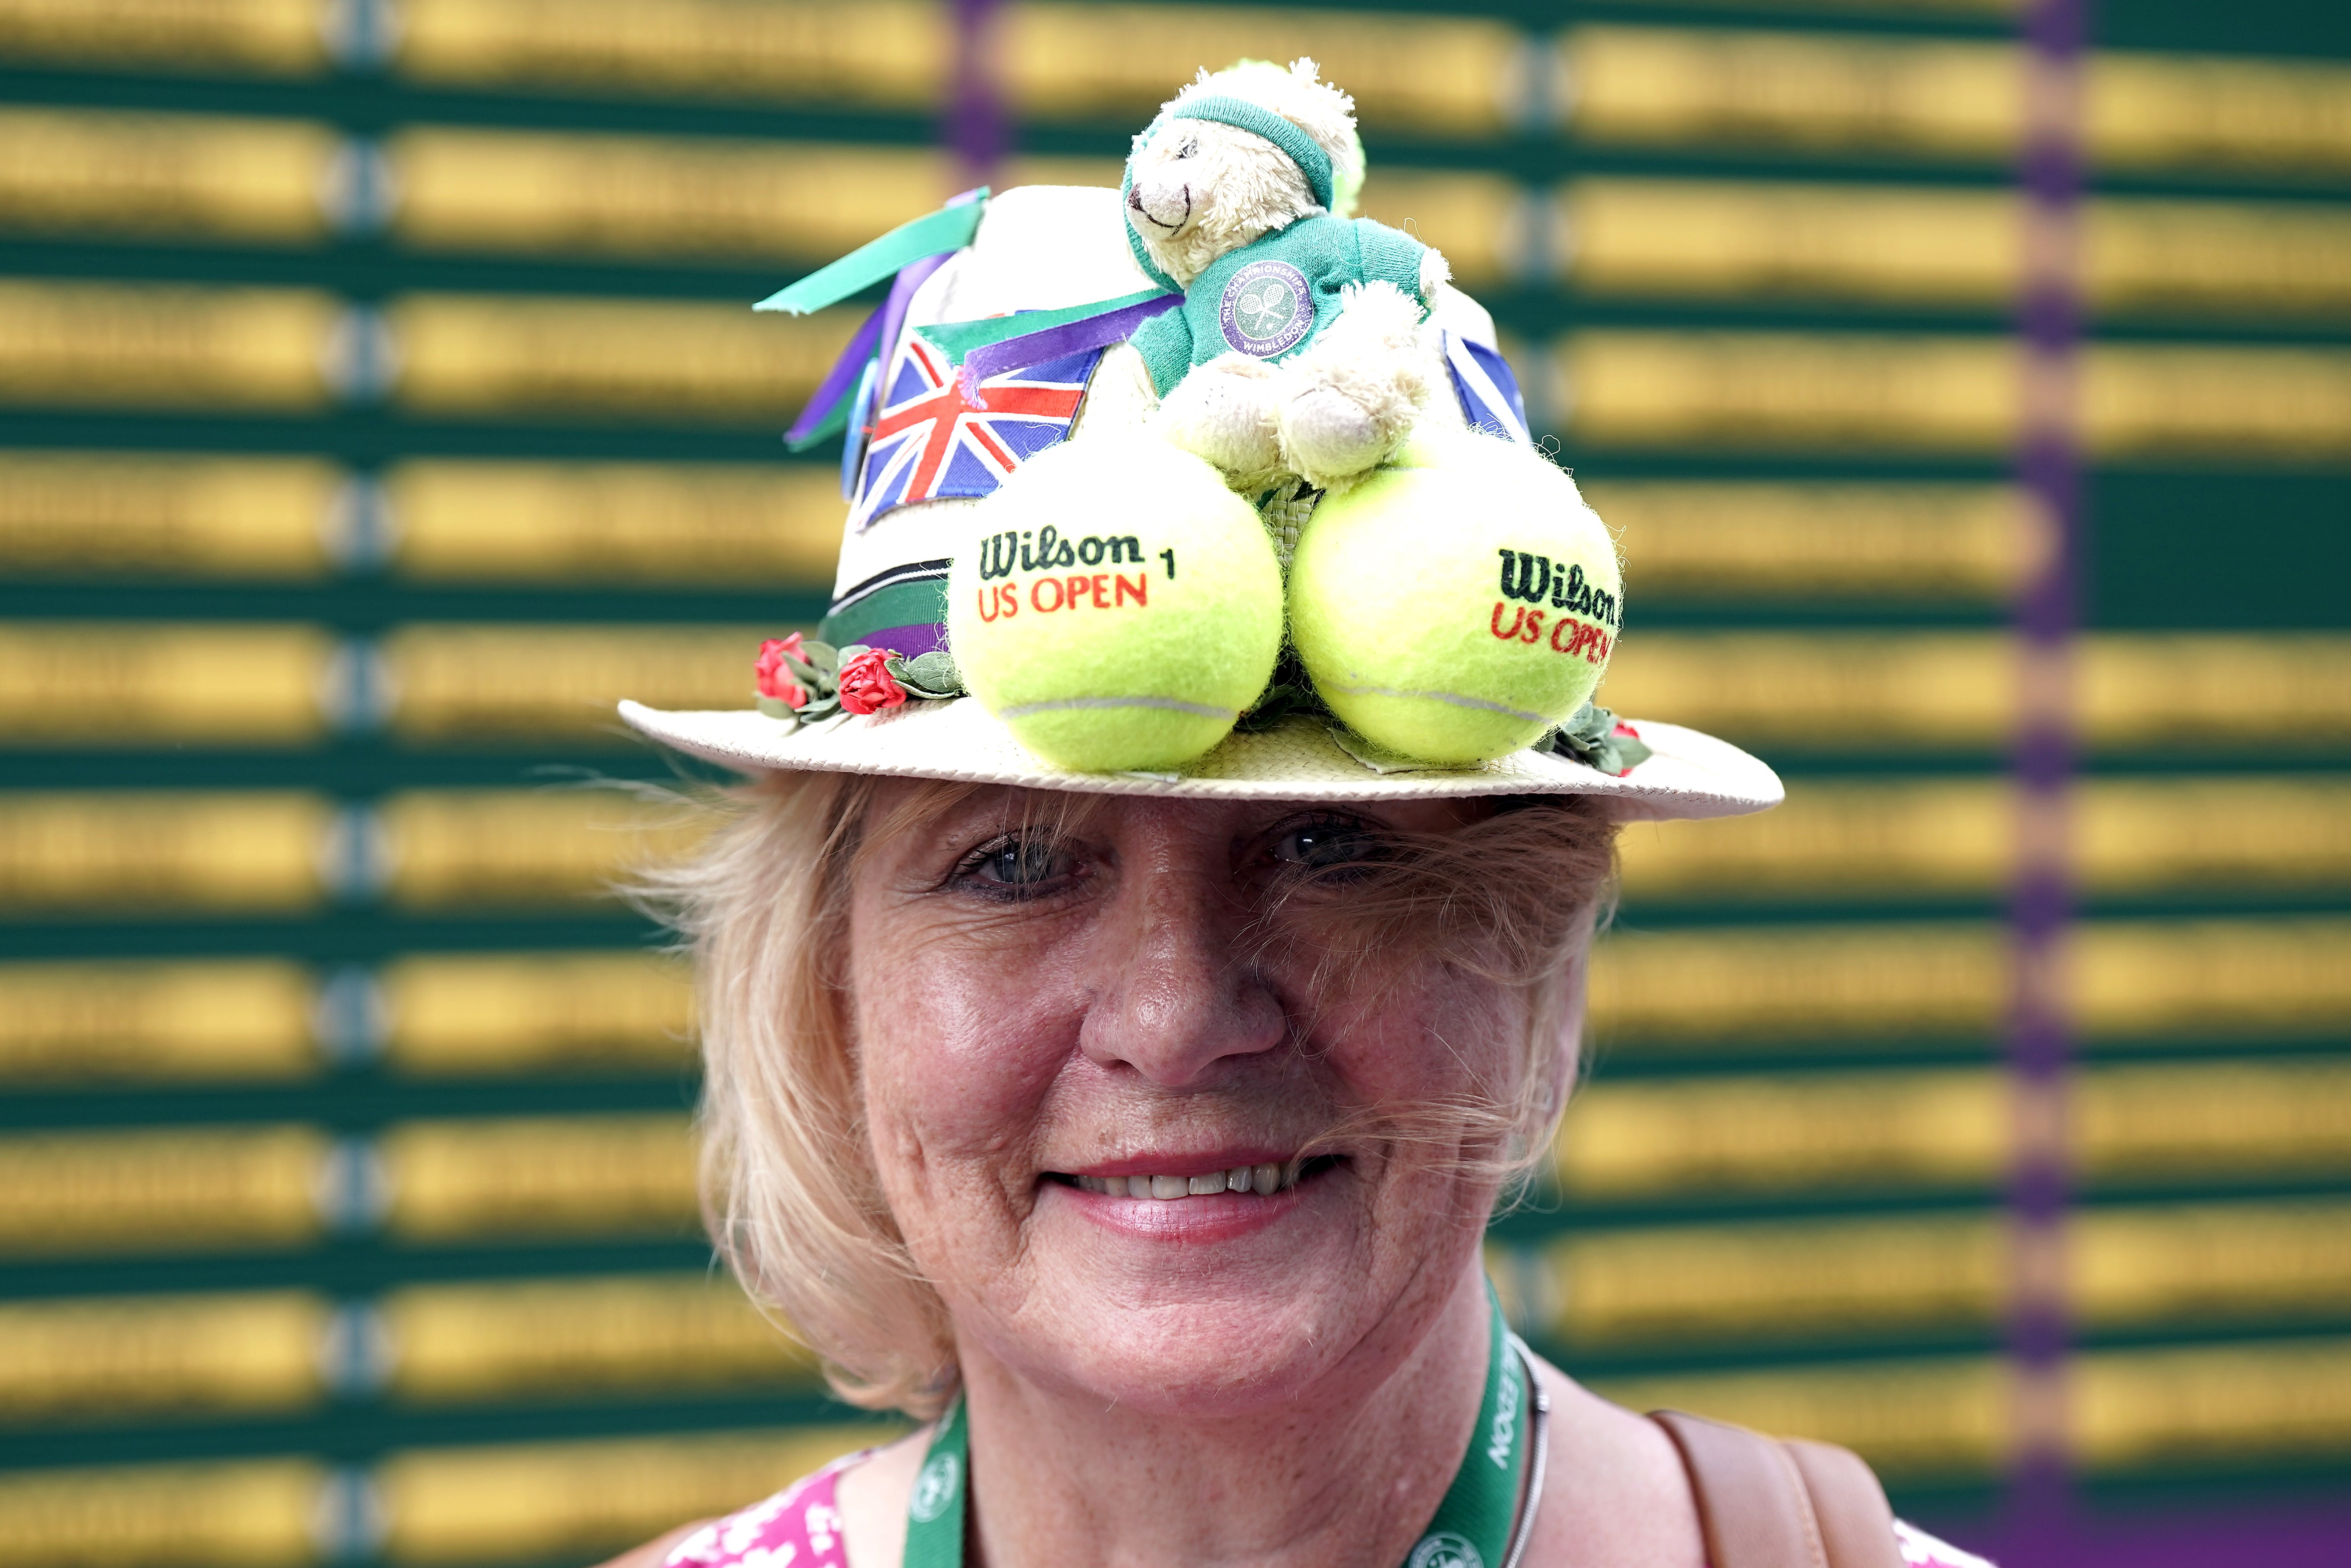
xmin=901 ymin=1287 xmax=1529 ymax=1568
xmin=754 ymin=193 xmax=989 ymax=316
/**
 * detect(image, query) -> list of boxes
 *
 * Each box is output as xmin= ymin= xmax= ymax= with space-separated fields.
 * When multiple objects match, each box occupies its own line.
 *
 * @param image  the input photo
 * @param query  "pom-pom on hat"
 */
xmin=618 ymin=184 xmax=1783 ymax=822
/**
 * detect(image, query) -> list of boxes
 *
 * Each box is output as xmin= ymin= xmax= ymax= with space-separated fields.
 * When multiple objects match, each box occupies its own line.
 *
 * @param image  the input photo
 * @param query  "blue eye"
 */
xmin=963 ymin=835 xmax=1072 ymax=889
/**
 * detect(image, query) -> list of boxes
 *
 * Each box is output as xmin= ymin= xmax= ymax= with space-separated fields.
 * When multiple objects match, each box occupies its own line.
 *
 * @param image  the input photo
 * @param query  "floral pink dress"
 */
xmin=665 ymin=1452 xmax=861 ymax=1568
xmin=664 ymin=1450 xmax=1995 ymax=1568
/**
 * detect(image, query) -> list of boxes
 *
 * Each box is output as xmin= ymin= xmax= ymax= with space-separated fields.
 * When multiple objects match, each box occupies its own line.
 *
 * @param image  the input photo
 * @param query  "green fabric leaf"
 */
xmin=1545 ymin=701 xmax=1652 ymax=774
xmin=758 ymin=685 xmax=845 ymax=726
xmin=785 ymin=639 xmax=840 ymax=686
xmin=887 ymin=650 xmax=965 ymax=700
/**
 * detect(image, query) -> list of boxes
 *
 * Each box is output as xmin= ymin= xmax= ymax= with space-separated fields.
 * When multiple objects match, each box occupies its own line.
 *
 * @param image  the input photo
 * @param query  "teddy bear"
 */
xmin=1119 ymin=59 xmax=1453 ymax=493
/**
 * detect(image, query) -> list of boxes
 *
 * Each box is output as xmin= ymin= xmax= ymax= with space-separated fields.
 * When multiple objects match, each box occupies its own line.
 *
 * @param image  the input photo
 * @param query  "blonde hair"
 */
xmin=652 ymin=772 xmax=1617 ymax=1418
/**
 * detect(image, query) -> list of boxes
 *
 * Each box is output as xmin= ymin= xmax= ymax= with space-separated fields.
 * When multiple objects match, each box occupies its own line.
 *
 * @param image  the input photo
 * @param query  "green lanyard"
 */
xmin=903 ymin=1288 xmax=1533 ymax=1568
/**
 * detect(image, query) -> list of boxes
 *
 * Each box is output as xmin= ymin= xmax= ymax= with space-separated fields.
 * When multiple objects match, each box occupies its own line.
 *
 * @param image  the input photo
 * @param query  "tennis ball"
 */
xmin=948 ymin=433 xmax=1283 ymax=772
xmin=1288 ymin=430 xmax=1622 ymax=765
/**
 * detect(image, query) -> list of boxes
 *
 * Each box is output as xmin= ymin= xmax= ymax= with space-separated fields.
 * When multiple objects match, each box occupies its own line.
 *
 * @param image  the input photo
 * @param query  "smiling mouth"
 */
xmin=1050 ymin=1155 xmax=1339 ymax=1200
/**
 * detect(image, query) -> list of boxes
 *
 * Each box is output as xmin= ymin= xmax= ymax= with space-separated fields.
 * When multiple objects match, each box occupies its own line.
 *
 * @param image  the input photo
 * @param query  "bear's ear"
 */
xmin=1278 ymin=57 xmax=1358 ymax=149
xmin=1275 ymin=58 xmax=1362 ymax=209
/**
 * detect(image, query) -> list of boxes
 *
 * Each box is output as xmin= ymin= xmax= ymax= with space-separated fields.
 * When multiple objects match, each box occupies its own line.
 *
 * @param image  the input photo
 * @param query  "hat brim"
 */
xmin=617 ymin=698 xmax=1780 ymax=822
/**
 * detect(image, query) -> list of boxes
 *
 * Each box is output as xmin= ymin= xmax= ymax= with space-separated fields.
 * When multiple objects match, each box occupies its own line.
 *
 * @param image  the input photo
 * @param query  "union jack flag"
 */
xmin=852 ymin=333 xmax=1105 ymax=529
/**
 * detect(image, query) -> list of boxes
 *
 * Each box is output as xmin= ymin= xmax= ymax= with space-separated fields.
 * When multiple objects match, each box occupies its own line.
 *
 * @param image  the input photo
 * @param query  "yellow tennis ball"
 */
xmin=948 ymin=433 xmax=1283 ymax=772
xmin=1288 ymin=432 xmax=1622 ymax=765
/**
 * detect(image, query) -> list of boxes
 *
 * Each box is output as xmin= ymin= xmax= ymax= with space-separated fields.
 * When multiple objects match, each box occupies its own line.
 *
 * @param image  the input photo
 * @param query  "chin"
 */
xmin=1045 ymin=1283 xmax=1367 ymax=1419
xmin=979 ymin=1158 xmax=1473 ymax=1420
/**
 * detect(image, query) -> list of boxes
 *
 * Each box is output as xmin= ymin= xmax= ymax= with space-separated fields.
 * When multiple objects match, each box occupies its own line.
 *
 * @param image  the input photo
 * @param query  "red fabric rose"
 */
xmin=754 ymin=637 xmax=808 ymax=708
xmin=835 ymin=647 xmax=907 ymax=715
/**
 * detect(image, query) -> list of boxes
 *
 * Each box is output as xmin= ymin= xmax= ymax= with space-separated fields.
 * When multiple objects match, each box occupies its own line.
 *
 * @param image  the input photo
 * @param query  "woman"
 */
xmin=601 ymin=180 xmax=1989 ymax=1568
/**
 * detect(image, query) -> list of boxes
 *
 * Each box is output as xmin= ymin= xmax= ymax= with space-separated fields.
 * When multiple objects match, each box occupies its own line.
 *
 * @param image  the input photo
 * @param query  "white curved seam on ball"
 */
xmin=1319 ymin=682 xmax=1548 ymax=722
xmin=996 ymin=695 xmax=1238 ymax=720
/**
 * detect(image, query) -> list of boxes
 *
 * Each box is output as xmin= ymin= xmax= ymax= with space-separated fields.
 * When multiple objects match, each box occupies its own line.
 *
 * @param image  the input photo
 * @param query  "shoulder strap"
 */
xmin=1782 ymin=1438 xmax=1904 ymax=1568
xmin=1650 ymin=1411 xmax=1900 ymax=1568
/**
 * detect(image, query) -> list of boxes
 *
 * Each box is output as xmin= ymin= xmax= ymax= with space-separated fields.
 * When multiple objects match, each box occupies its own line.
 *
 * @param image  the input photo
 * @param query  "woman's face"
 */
xmin=847 ymin=786 xmax=1534 ymax=1417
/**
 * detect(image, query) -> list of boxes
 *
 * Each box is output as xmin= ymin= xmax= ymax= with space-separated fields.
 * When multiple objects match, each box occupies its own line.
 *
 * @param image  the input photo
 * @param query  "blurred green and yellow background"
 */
xmin=1 ymin=0 xmax=2346 ymax=1564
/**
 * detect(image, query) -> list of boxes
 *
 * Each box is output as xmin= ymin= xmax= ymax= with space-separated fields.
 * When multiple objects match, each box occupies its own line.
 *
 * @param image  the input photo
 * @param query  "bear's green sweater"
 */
xmin=1129 ymin=213 xmax=1428 ymax=396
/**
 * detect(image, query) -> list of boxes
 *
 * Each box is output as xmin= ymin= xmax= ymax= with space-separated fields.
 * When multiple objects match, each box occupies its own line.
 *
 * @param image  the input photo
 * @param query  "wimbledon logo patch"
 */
xmin=1220 ymin=258 xmax=1312 ymax=357
xmin=909 ymin=1452 xmax=961 ymax=1523
xmin=1407 ymin=1530 xmax=1486 ymax=1568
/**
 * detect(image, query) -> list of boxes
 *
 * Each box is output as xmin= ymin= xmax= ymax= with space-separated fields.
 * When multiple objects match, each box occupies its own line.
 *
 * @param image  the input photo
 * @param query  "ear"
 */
xmin=1274 ymin=58 xmax=1362 ymax=200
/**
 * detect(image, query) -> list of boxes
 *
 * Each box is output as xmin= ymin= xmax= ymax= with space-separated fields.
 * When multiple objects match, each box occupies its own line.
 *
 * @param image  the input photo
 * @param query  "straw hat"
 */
xmin=620 ymin=184 xmax=1781 ymax=823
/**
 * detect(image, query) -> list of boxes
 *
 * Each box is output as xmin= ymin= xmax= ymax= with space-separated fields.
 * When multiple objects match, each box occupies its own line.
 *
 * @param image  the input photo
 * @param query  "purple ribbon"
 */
xmin=957 ymin=293 xmax=1182 ymax=408
xmin=876 ymin=249 xmax=954 ymax=395
xmin=783 ymin=247 xmax=958 ymax=450
xmin=783 ymin=303 xmax=881 ymax=448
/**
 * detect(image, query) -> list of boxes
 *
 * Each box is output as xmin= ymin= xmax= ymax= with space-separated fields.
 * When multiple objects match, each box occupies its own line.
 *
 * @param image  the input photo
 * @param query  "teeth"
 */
xmin=1065 ymin=1162 xmax=1310 ymax=1199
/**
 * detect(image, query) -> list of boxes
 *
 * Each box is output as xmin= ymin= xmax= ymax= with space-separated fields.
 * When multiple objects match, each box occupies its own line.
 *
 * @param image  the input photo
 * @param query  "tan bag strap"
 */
xmin=1650 ymin=1411 xmax=1900 ymax=1568
xmin=1781 ymin=1438 xmax=1903 ymax=1568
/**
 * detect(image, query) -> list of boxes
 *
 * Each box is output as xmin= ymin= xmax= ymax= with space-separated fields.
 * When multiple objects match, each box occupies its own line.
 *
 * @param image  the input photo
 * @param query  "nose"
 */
xmin=1128 ymin=177 xmax=1189 ymax=232
xmin=1078 ymin=846 xmax=1285 ymax=1088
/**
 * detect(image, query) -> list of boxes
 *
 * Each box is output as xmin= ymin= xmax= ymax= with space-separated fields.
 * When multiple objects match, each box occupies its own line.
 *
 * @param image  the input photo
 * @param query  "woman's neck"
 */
xmin=953 ymin=1260 xmax=1495 ymax=1568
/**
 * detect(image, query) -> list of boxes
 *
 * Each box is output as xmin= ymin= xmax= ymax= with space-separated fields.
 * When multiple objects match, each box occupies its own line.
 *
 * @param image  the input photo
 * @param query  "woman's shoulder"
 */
xmin=1527 ymin=1355 xmax=1996 ymax=1568
xmin=621 ymin=1427 xmax=928 ymax=1568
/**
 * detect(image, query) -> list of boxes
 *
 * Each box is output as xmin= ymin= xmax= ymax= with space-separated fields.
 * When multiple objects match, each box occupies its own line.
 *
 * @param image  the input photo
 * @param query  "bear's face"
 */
xmin=1126 ymin=116 xmax=1321 ymax=290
